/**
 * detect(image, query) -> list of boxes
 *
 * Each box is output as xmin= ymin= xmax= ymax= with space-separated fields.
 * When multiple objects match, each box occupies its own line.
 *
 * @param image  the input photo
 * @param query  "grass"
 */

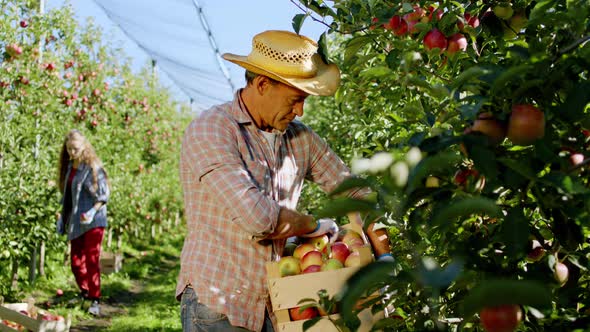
xmin=5 ymin=230 xmax=185 ymax=331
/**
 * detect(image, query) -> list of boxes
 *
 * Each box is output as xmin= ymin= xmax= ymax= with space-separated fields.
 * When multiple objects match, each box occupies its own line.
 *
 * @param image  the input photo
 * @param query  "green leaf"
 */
xmin=498 ymin=208 xmax=530 ymax=257
xmin=341 ymin=261 xmax=396 ymax=320
xmin=292 ymin=14 xmax=307 ymax=35
xmin=359 ymin=66 xmax=392 ymax=79
xmin=317 ymin=32 xmax=330 ymax=64
xmin=498 ymin=157 xmax=537 ymax=180
xmin=315 ymin=197 xmax=377 ymax=218
xmin=302 ymin=316 xmax=323 ymax=331
xmin=540 ymin=172 xmax=590 ymax=194
xmin=431 ymin=197 xmax=502 ymax=226
xmin=406 ymin=151 xmax=462 ymax=193
xmin=490 ymin=64 xmax=530 ymax=96
xmin=461 ymin=279 xmax=552 ymax=317
xmin=344 ymin=35 xmax=373 ymax=64
xmin=559 ymin=82 xmax=590 ymax=122
xmin=450 ymin=66 xmax=492 ymax=90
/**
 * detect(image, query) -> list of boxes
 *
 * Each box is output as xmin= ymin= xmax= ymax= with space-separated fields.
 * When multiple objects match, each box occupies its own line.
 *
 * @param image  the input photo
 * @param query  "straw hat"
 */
xmin=222 ymin=30 xmax=341 ymax=96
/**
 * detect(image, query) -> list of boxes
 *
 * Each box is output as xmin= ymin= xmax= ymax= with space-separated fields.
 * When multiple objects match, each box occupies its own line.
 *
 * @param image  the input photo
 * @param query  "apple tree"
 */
xmin=1 ymin=0 xmax=189 ymax=297
xmin=295 ymin=0 xmax=589 ymax=330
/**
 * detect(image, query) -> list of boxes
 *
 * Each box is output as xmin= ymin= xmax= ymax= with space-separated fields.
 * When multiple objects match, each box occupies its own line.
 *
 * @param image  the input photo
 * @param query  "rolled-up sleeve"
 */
xmin=304 ymin=129 xmax=367 ymax=197
xmin=182 ymin=113 xmax=279 ymax=237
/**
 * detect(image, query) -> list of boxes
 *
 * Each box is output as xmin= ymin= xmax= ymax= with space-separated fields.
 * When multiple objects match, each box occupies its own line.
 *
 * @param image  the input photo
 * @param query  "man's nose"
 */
xmin=293 ymin=102 xmax=304 ymax=117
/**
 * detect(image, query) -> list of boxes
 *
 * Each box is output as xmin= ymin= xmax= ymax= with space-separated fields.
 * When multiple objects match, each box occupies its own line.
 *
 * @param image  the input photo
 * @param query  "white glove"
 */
xmin=80 ymin=207 xmax=96 ymax=225
xmin=301 ymin=218 xmax=339 ymax=243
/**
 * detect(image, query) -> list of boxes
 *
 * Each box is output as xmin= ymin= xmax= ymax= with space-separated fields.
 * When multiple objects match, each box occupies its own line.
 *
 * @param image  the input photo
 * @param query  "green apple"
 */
xmin=321 ymin=258 xmax=344 ymax=271
xmin=278 ymin=256 xmax=301 ymax=277
xmin=493 ymin=2 xmax=514 ymax=20
xmin=283 ymin=242 xmax=297 ymax=256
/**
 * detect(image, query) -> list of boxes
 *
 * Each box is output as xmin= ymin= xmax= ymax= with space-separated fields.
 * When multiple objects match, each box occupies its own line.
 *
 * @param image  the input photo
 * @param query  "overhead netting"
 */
xmin=91 ymin=0 xmax=236 ymax=111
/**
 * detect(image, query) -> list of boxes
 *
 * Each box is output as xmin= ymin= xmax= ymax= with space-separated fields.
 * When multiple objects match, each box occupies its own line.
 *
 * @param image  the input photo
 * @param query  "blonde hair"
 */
xmin=57 ymin=129 xmax=109 ymax=193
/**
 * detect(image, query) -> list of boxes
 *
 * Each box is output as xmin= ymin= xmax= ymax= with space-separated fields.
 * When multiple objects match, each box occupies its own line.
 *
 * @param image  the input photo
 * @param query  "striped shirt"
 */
xmin=176 ymin=90 xmax=359 ymax=331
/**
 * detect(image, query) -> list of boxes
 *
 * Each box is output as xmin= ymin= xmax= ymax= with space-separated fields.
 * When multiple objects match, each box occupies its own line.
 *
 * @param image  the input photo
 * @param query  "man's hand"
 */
xmin=301 ymin=218 xmax=339 ymax=243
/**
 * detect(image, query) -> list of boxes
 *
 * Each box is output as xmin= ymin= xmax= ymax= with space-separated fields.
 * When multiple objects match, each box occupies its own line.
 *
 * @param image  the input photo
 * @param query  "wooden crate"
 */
xmin=266 ymin=221 xmax=377 ymax=332
xmin=0 ymin=302 xmax=70 ymax=332
xmin=100 ymin=252 xmax=123 ymax=274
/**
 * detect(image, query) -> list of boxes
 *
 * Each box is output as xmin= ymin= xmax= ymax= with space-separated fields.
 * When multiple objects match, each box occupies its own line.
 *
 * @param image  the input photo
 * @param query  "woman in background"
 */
xmin=57 ymin=129 xmax=110 ymax=316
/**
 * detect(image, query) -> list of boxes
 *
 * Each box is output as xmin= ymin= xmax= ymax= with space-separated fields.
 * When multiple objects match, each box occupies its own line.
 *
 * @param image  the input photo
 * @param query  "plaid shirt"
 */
xmin=176 ymin=91 xmax=359 ymax=331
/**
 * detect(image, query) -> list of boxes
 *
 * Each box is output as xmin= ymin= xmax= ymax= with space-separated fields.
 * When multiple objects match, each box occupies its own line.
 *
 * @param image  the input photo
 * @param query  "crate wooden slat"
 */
xmin=100 ymin=252 xmax=123 ymax=274
xmin=0 ymin=303 xmax=70 ymax=332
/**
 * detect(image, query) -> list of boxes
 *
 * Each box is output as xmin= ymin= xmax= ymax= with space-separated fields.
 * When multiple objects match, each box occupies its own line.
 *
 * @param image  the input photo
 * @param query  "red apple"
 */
xmin=293 ymin=243 xmax=316 ymax=259
xmin=321 ymin=258 xmax=344 ymax=271
xmin=300 ymin=250 xmax=323 ymax=271
xmin=554 ymin=262 xmax=569 ymax=286
xmin=56 ymin=289 xmax=64 ymax=297
xmin=20 ymin=20 xmax=28 ymax=28
xmin=446 ymin=33 xmax=468 ymax=55
xmin=427 ymin=7 xmax=444 ymax=22
xmin=465 ymin=13 xmax=480 ymax=28
xmin=507 ymin=104 xmax=545 ymax=145
xmin=302 ymin=265 xmax=322 ymax=274
xmin=329 ymin=242 xmax=351 ymax=264
xmin=404 ymin=18 xmax=420 ymax=34
xmin=289 ymin=306 xmax=319 ymax=321
xmin=369 ymin=17 xmax=380 ymax=30
xmin=480 ymin=304 xmax=522 ymax=332
xmin=570 ymin=153 xmax=584 ymax=166
xmin=385 ymin=16 xmax=408 ymax=36
xmin=423 ymin=29 xmax=448 ymax=53
xmin=526 ymin=246 xmax=545 ymax=263
xmin=404 ymin=5 xmax=425 ymax=22
xmin=470 ymin=112 xmax=507 ymax=145
xmin=308 ymin=234 xmax=329 ymax=252
xmin=278 ymin=256 xmax=301 ymax=277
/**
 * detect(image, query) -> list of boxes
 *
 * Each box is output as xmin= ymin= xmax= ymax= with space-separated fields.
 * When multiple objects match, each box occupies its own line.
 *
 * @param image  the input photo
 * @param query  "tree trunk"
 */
xmin=39 ymin=241 xmax=45 ymax=276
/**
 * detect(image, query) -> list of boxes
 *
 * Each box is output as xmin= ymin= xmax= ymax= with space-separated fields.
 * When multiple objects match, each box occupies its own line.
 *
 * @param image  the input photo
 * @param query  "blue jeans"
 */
xmin=180 ymin=287 xmax=274 ymax=332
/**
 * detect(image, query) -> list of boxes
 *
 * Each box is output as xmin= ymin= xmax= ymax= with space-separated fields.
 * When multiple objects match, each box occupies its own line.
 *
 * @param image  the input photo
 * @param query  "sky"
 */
xmin=44 ymin=0 xmax=329 ymax=109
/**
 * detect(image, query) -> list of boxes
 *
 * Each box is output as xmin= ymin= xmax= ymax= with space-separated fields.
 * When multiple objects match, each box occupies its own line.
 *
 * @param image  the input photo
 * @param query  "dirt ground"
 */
xmin=68 ymin=279 xmax=143 ymax=331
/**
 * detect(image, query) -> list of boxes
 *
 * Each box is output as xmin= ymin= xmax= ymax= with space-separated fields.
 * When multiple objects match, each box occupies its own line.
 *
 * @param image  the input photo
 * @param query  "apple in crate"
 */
xmin=339 ymin=229 xmax=364 ymax=249
xmin=283 ymin=242 xmax=297 ymax=256
xmin=278 ymin=256 xmax=301 ymax=277
xmin=289 ymin=306 xmax=319 ymax=321
xmin=293 ymin=243 xmax=316 ymax=259
xmin=308 ymin=234 xmax=330 ymax=252
xmin=330 ymin=242 xmax=351 ymax=264
xmin=321 ymin=258 xmax=344 ymax=271
xmin=302 ymin=265 xmax=322 ymax=274
xmin=300 ymin=250 xmax=323 ymax=271
xmin=345 ymin=250 xmax=362 ymax=268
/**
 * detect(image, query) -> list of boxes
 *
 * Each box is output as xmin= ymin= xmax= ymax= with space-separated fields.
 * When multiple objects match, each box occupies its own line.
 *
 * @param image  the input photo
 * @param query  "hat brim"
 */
xmin=222 ymin=53 xmax=340 ymax=96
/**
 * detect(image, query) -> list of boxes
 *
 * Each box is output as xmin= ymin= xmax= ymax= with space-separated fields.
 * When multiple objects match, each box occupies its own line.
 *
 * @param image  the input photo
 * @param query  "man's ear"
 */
xmin=253 ymin=75 xmax=273 ymax=95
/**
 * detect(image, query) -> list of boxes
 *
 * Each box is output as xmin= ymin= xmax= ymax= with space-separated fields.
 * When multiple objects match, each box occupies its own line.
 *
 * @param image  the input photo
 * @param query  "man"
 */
xmin=177 ymin=30 xmax=367 ymax=331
